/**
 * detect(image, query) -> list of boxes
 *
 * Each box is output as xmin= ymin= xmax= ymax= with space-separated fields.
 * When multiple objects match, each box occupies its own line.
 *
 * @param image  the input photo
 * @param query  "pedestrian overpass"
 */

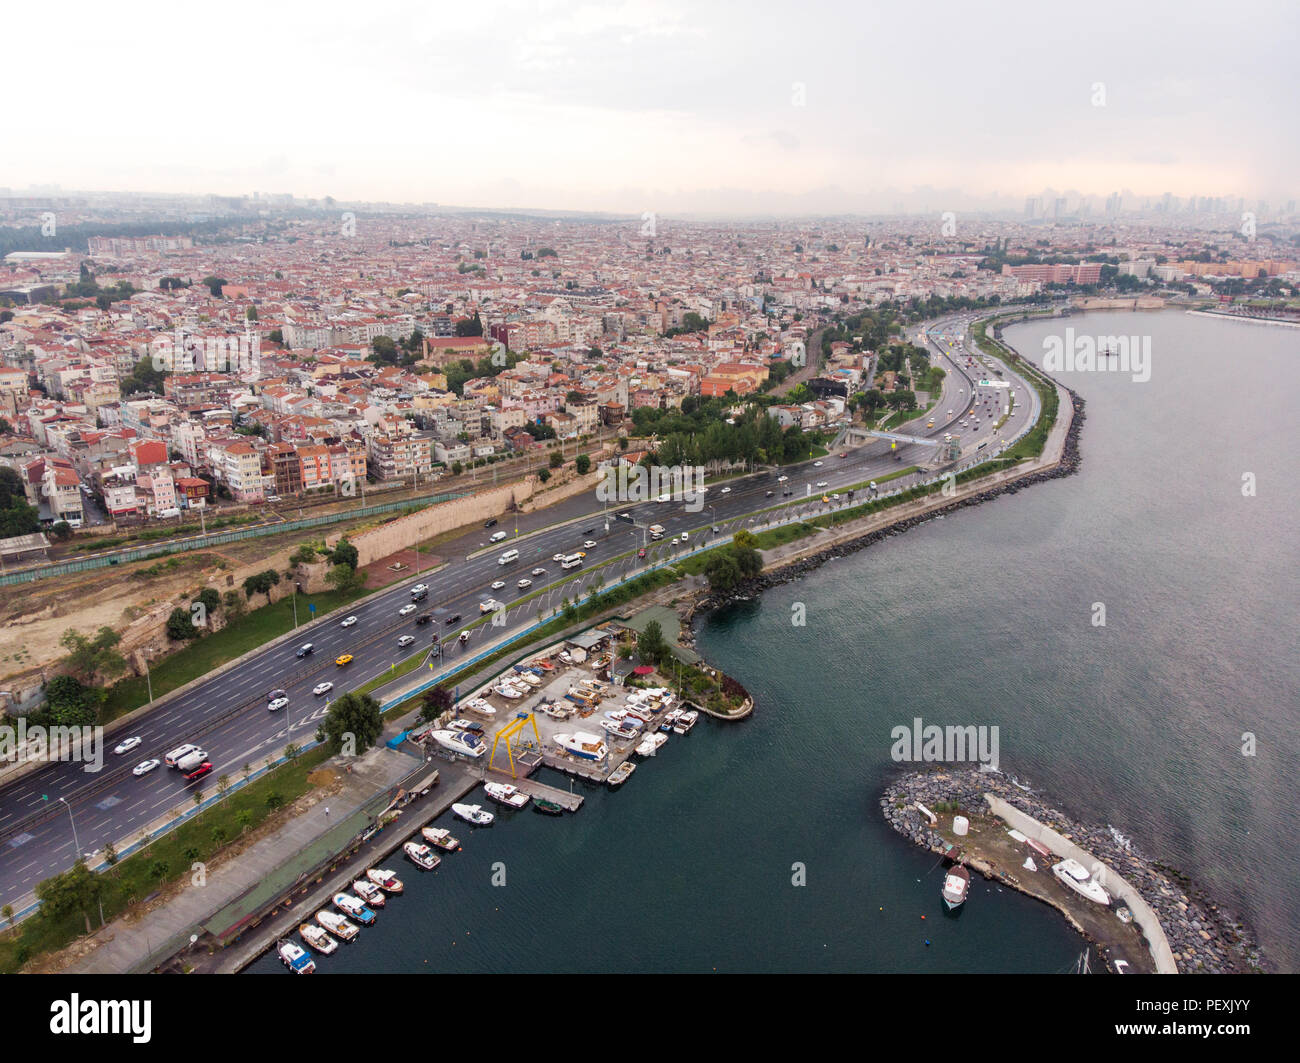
xmin=843 ymin=427 xmax=961 ymax=463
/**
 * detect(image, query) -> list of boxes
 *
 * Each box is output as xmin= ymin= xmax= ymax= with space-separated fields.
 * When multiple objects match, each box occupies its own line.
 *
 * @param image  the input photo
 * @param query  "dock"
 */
xmin=499 ymin=776 xmax=585 ymax=811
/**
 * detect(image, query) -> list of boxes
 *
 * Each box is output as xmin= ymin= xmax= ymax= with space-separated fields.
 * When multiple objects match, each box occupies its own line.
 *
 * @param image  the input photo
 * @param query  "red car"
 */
xmin=839 ymin=452 xmax=849 ymax=458
xmin=183 ymin=761 xmax=213 ymax=782
xmin=637 ymin=548 xmax=647 ymax=558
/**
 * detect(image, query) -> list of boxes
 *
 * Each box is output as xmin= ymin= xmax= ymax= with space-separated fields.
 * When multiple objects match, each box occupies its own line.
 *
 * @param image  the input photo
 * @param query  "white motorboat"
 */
xmin=452 ymin=802 xmax=495 ymax=826
xmin=316 ymin=910 xmax=359 ymax=941
xmin=1052 ymin=859 xmax=1112 ymax=905
xmin=422 ymin=826 xmax=460 ymax=850
xmin=635 ymin=732 xmax=667 ymax=757
xmin=366 ymin=868 xmax=404 ymax=894
xmin=351 ymin=879 xmax=386 ymax=907
xmin=333 ymin=893 xmax=377 ymax=924
xmin=403 ymin=841 xmax=441 ymax=870
xmin=660 ymin=708 xmax=682 ymax=732
xmin=555 ymin=731 xmax=608 ymax=761
xmin=484 ymin=782 xmax=530 ymax=809
xmin=427 ymin=729 xmax=486 ymax=759
xmin=278 ymin=938 xmax=316 ymax=973
xmin=299 ymin=923 xmax=338 ymax=955
xmin=539 ymin=702 xmax=569 ymax=720
xmin=672 ymin=709 xmax=699 ymax=734
xmin=942 ymin=865 xmax=971 ymax=909
xmin=600 ymin=718 xmax=639 ymax=740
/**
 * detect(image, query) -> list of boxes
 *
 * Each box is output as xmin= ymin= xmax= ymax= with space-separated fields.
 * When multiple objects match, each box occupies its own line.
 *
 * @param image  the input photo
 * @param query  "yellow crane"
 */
xmin=489 ymin=710 xmax=542 ymax=778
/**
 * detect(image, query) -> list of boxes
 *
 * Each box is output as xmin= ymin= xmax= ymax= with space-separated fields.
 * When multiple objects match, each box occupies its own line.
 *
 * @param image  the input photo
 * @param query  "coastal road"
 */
xmin=0 ymin=311 xmax=1037 ymax=909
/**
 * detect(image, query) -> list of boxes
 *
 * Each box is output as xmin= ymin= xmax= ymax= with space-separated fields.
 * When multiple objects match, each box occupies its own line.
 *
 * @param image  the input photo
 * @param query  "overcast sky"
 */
xmin=6 ymin=0 xmax=1296 ymax=214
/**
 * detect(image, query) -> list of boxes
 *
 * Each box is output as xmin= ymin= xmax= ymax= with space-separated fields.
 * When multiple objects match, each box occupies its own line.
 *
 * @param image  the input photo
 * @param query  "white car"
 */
xmin=777 ymin=475 xmax=789 ymax=482
xmin=720 ymin=486 xmax=731 ymax=494
xmin=813 ymin=461 xmax=823 ymax=467
xmin=517 ymin=578 xmax=532 ymax=589
xmin=340 ymin=615 xmax=357 ymax=627
xmin=553 ymin=553 xmax=565 ymax=562
xmin=411 ymin=583 xmax=428 ymax=595
xmin=830 ymin=493 xmax=841 ymax=500
xmin=132 ymin=759 xmax=160 ymax=777
xmin=491 ymin=579 xmax=506 ymax=590
xmin=680 ymin=531 xmax=689 ymax=542
xmin=268 ymin=697 xmax=289 ymax=712
xmin=531 ymin=567 xmax=546 ymax=576
xmin=489 ymin=530 xmax=508 ymax=543
xmin=113 ymin=736 xmax=141 ymax=756
xmin=399 ymin=604 xmax=417 ymax=616
xmin=815 ymin=480 xmax=828 ymax=488
xmin=480 ymin=598 xmax=503 ymax=613
xmin=397 ymin=635 xmax=416 ymax=647
xmin=583 ymin=540 xmax=597 ymax=549
xmin=313 ymin=682 xmax=334 ymax=696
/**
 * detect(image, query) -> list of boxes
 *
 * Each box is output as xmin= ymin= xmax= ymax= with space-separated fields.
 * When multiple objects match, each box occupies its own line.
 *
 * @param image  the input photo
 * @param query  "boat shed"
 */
xmin=565 ymin=627 xmax=616 ymax=653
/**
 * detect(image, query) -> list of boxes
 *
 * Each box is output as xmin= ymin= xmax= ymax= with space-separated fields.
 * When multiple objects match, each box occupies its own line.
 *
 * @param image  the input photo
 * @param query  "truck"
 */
xmin=175 ymin=750 xmax=209 ymax=773
xmin=648 ymin=524 xmax=665 ymax=540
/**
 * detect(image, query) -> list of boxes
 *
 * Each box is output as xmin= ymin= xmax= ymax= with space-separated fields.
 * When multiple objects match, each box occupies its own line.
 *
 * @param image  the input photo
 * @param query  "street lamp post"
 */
xmin=58 ymin=796 xmax=81 ymax=860
xmin=143 ymin=649 xmax=154 ymax=705
xmin=292 ymin=582 xmax=300 ymax=628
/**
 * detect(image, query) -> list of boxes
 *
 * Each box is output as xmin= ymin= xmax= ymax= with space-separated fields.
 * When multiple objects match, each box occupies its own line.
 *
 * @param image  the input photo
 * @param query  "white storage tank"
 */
xmin=953 ymin=815 xmax=969 ymax=836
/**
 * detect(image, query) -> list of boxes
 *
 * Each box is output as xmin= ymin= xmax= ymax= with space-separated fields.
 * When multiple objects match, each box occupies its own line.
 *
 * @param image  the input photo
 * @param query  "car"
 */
xmin=340 ymin=615 xmax=357 ymax=627
xmin=399 ymin=604 xmax=417 ymax=616
xmin=415 ymin=613 xmax=432 ymax=625
xmin=839 ymin=452 xmax=848 ymax=458
xmin=680 ymin=531 xmax=689 ymax=542
xmin=336 ymin=654 xmax=353 ymax=666
xmin=489 ymin=530 xmax=507 ymax=543
xmin=815 ymin=480 xmax=828 ymax=488
xmin=765 ymin=489 xmax=774 ymax=497
xmin=444 ymin=613 xmax=462 ymax=626
xmin=480 ymin=598 xmax=503 ymax=613
xmin=575 ymin=551 xmax=586 ymax=559
xmin=397 ymin=635 xmax=416 ymax=647
xmin=113 ymin=736 xmax=142 ymax=756
xmin=637 ymin=548 xmax=647 ymax=558
xmin=458 ymin=630 xmax=471 ymax=643
xmin=132 ymin=758 xmax=160 ymax=777
xmin=517 ymin=578 xmax=532 ymax=589
xmin=531 ymin=567 xmax=546 ymax=576
xmin=813 ymin=461 xmax=823 ymax=467
xmin=830 ymin=493 xmax=841 ymax=500
xmin=553 ymin=553 xmax=566 ymax=562
xmin=777 ymin=475 xmax=789 ymax=482
xmin=947 ymin=409 xmax=953 ymax=414
xmin=268 ymin=697 xmax=289 ymax=712
xmin=720 ymin=487 xmax=731 ymax=494
xmin=491 ymin=579 xmax=506 ymax=590
xmin=295 ymin=643 xmax=314 ymax=658
xmin=313 ymin=682 xmax=334 ymax=696
xmin=410 ymin=583 xmax=428 ymax=595
xmin=583 ymin=540 xmax=597 ymax=549
xmin=266 ymin=688 xmax=286 ymax=702
xmin=711 ymin=525 xmax=720 ymax=533
xmin=184 ymin=762 xmax=213 ymax=782
xmin=484 ymin=518 xmax=498 ymax=528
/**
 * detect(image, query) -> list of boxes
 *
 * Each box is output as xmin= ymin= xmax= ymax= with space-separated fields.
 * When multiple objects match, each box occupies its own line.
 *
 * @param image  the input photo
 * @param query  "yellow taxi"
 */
xmin=335 ymin=653 xmax=354 ymax=666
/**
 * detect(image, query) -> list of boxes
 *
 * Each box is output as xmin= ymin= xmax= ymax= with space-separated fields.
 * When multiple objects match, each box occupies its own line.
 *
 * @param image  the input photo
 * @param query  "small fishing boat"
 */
xmin=422 ymin=826 xmax=460 ymax=850
xmin=600 ymin=719 xmax=639 ymax=740
xmin=403 ymin=841 xmax=441 ymax=870
xmin=672 ymin=710 xmax=699 ymax=735
xmin=533 ymin=798 xmax=565 ymax=816
xmin=539 ymin=702 xmax=570 ymax=720
xmin=608 ymin=761 xmax=636 ymax=787
xmin=316 ymin=910 xmax=359 ymax=941
xmin=635 ymin=732 xmax=667 ymax=757
xmin=278 ymin=938 xmax=316 ymax=974
xmin=659 ymin=708 xmax=682 ymax=733
xmin=942 ymin=865 xmax=971 ymax=910
xmin=333 ymin=893 xmax=377 ymax=924
xmin=299 ymin=923 xmax=338 ymax=955
xmin=367 ymin=867 xmax=404 ymax=894
xmin=484 ymin=782 xmax=530 ymax=809
xmin=351 ymin=879 xmax=386 ymax=907
xmin=452 ymin=802 xmax=495 ymax=826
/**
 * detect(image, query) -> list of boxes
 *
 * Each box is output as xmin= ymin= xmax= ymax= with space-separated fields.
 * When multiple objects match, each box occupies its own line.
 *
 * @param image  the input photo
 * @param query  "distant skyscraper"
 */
xmin=1053 ymin=197 xmax=1067 ymax=220
xmin=1024 ymin=196 xmax=1038 ymax=219
xmin=1105 ymin=193 xmax=1121 ymax=215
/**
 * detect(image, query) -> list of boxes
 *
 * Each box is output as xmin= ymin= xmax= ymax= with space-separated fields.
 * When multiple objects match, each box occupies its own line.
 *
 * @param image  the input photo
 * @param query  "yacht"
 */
xmin=403 ymin=841 xmax=441 ymax=870
xmin=942 ymin=865 xmax=971 ymax=910
xmin=366 ymin=868 xmax=404 ymax=894
xmin=333 ymin=893 xmax=377 ymax=924
xmin=277 ymin=938 xmax=316 ymax=974
xmin=351 ymin=879 xmax=386 ymax=907
xmin=672 ymin=710 xmax=699 ymax=734
xmin=555 ymin=731 xmax=608 ymax=761
xmin=427 ymin=729 xmax=486 ymax=759
xmin=422 ymin=826 xmax=460 ymax=850
xmin=484 ymin=782 xmax=530 ymax=809
xmin=539 ymin=702 xmax=570 ymax=720
xmin=660 ymin=708 xmax=683 ymax=733
xmin=299 ymin=923 xmax=339 ymax=955
xmin=452 ymin=802 xmax=495 ymax=826
xmin=315 ymin=910 xmax=359 ymax=941
xmin=600 ymin=718 xmax=639 ymax=740
xmin=635 ymin=732 xmax=667 ymax=757
xmin=1052 ymin=859 xmax=1113 ymax=905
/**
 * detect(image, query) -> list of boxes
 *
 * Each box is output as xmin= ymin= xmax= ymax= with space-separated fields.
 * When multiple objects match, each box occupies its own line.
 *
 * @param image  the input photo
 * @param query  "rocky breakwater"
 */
xmin=880 ymin=766 xmax=1266 ymax=973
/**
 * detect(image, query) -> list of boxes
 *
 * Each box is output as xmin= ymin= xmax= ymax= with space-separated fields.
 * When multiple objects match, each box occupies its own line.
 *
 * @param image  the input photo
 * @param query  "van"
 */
xmin=158 ymin=507 xmax=181 ymax=519
xmin=498 ymin=549 xmax=519 ymax=565
xmin=561 ymin=554 xmax=583 ymax=570
xmin=164 ymin=743 xmax=200 ymax=768
xmin=296 ymin=643 xmax=314 ymax=658
xmin=489 ymin=530 xmax=508 ymax=543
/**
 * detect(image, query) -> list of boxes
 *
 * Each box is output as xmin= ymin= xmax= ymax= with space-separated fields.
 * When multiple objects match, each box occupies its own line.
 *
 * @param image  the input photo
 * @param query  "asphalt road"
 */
xmin=0 ymin=311 xmax=1040 ymax=909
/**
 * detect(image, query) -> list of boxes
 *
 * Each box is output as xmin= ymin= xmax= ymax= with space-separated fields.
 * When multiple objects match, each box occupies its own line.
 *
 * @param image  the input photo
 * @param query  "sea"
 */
xmin=249 ymin=309 xmax=1299 ymax=974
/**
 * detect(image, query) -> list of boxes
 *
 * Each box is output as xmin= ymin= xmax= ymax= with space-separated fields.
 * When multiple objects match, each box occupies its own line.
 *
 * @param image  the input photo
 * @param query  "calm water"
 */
xmin=251 ymin=310 xmax=1299 ymax=974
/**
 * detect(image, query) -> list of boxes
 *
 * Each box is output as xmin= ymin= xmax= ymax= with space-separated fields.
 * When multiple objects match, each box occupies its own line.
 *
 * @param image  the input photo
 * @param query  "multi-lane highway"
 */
xmin=0 ymin=311 xmax=1040 ymax=909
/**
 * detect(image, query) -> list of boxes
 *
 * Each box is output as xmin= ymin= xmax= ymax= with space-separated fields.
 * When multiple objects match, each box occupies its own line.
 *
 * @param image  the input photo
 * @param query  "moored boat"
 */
xmin=352 ymin=879 xmax=386 ymax=907
xmin=608 ymin=760 xmax=636 ymax=787
xmin=403 ymin=841 xmax=441 ymax=870
xmin=299 ymin=923 xmax=338 ymax=955
xmin=533 ymin=798 xmax=565 ymax=815
xmin=452 ymin=802 xmax=495 ymax=826
xmin=635 ymin=732 xmax=667 ymax=757
xmin=659 ymin=708 xmax=682 ymax=733
xmin=333 ymin=892 xmax=377 ymax=924
xmin=366 ymin=867 xmax=404 ymax=894
xmin=599 ymin=718 xmax=639 ymax=740
xmin=942 ymin=865 xmax=971 ymax=909
xmin=484 ymin=782 xmax=530 ymax=809
xmin=278 ymin=938 xmax=316 ymax=974
xmin=672 ymin=709 xmax=698 ymax=734
xmin=316 ymin=909 xmax=359 ymax=940
xmin=422 ymin=826 xmax=460 ymax=850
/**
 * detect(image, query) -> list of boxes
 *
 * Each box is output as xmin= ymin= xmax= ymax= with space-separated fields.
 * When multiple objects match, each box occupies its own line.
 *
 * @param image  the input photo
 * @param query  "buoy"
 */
xmin=925 ymin=939 xmax=930 ymax=946
xmin=921 ymin=915 xmax=926 ymax=920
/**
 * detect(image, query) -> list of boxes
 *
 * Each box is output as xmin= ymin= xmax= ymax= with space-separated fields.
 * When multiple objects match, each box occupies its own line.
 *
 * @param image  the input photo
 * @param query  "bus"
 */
xmin=561 ymin=554 xmax=584 ymax=570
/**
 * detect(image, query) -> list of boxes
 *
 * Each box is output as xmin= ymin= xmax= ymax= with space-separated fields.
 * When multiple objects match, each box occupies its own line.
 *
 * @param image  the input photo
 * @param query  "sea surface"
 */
xmin=250 ymin=309 xmax=1298 ymax=974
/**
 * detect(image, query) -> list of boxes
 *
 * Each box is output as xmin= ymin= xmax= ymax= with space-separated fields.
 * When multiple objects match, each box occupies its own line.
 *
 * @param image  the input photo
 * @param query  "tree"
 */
xmin=35 ymin=859 xmax=102 ymax=934
xmin=166 ymin=606 xmax=201 ymax=641
xmin=0 ymin=466 xmax=39 ymax=536
xmin=222 ymin=589 xmax=246 ymax=620
xmin=638 ymin=620 xmax=668 ymax=666
xmin=549 ymin=451 xmax=563 ymax=469
xmin=289 ymin=544 xmax=318 ymax=567
xmin=419 ymin=684 xmax=453 ymax=724
xmin=538 ymin=468 xmax=551 ymax=484
xmin=325 ymin=563 xmax=366 ymax=595
xmin=59 ymin=626 xmax=125 ymax=683
xmin=43 ymin=674 xmax=98 ymax=728
xmin=330 ymin=538 xmax=358 ymax=570
xmin=49 ymin=520 xmax=72 ymax=542
xmin=315 ymin=691 xmax=383 ymax=755
xmin=243 ymin=569 xmax=281 ymax=604
xmin=575 ymin=454 xmax=591 ymax=475
xmin=454 ymin=311 xmax=484 ymax=337
xmin=196 ymin=587 xmax=221 ymax=616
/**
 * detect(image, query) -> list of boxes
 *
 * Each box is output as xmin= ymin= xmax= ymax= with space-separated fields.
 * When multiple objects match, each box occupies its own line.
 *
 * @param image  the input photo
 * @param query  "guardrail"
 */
xmin=0 ymin=490 xmax=468 ymax=587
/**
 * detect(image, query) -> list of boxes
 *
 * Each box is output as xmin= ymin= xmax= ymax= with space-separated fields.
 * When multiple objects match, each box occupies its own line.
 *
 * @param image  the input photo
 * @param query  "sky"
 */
xmin=5 ymin=0 xmax=1296 ymax=215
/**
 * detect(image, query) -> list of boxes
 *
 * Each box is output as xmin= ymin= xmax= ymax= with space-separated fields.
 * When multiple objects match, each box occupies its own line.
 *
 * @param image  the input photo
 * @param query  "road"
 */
xmin=0 ymin=310 xmax=1040 ymax=910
